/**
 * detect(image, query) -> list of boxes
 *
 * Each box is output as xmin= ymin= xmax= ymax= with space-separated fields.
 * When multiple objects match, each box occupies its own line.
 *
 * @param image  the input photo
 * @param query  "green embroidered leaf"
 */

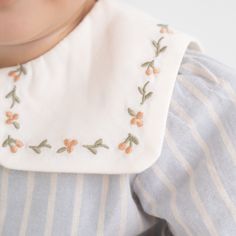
xmin=143 ymin=81 xmax=150 ymax=92
xmin=2 ymin=139 xmax=8 ymax=147
xmin=5 ymin=91 xmax=13 ymax=98
xmin=10 ymin=102 xmax=15 ymax=109
xmin=159 ymin=46 xmax=167 ymax=53
xmin=145 ymin=92 xmax=153 ymax=100
xmin=38 ymin=139 xmax=52 ymax=148
xmin=128 ymin=108 xmax=136 ymax=117
xmin=152 ymin=40 xmax=157 ymax=48
xmin=138 ymin=87 xmax=143 ymax=95
xmin=29 ymin=146 xmax=41 ymax=154
xmin=40 ymin=139 xmax=48 ymax=146
xmin=95 ymin=139 xmax=103 ymax=146
xmin=141 ymin=62 xmax=150 ymax=67
xmin=57 ymin=147 xmax=67 ymax=153
xmin=129 ymin=134 xmax=139 ymax=145
xmin=101 ymin=144 xmax=109 ymax=149
xmin=13 ymin=122 xmax=20 ymax=129
xmin=157 ymin=24 xmax=168 ymax=28
xmin=44 ymin=144 xmax=52 ymax=148
xmin=83 ymin=145 xmax=97 ymax=155
xmin=131 ymin=136 xmax=139 ymax=145
xmin=15 ymin=96 xmax=20 ymax=103
xmin=9 ymin=137 xmax=15 ymax=144
xmin=157 ymin=36 xmax=164 ymax=45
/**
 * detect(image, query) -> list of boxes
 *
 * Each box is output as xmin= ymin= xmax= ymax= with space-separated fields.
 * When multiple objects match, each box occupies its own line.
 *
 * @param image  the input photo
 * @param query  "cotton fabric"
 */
xmin=0 ymin=49 xmax=236 ymax=236
xmin=0 ymin=0 xmax=201 ymax=174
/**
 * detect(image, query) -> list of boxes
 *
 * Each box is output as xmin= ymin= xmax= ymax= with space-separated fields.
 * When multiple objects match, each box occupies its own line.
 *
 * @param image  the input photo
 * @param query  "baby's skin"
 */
xmin=0 ymin=0 xmax=96 ymax=68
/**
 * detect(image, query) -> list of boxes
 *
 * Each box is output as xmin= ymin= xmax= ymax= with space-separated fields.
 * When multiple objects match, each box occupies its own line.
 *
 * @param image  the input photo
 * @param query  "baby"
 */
xmin=0 ymin=0 xmax=236 ymax=236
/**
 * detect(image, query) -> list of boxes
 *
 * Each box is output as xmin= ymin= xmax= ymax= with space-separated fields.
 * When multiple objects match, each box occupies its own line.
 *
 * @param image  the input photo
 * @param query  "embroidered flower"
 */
xmin=29 ymin=139 xmax=52 ymax=154
xmin=2 ymin=135 xmax=24 ymax=153
xmin=118 ymin=133 xmax=139 ymax=154
xmin=0 ymin=24 xmax=169 ymax=159
xmin=141 ymin=60 xmax=160 ymax=76
xmin=5 ymin=111 xmax=20 ymax=129
xmin=5 ymin=85 xmax=20 ymax=109
xmin=128 ymin=108 xmax=144 ymax=127
xmin=157 ymin=24 xmax=173 ymax=34
xmin=82 ymin=138 xmax=109 ymax=155
xmin=8 ymin=64 xmax=27 ymax=82
xmin=141 ymin=37 xmax=167 ymax=76
xmin=57 ymin=139 xmax=78 ymax=153
xmin=138 ymin=81 xmax=153 ymax=105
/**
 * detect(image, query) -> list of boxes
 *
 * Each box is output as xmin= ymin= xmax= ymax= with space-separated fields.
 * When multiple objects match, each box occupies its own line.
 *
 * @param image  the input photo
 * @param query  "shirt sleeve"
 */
xmin=132 ymin=49 xmax=236 ymax=236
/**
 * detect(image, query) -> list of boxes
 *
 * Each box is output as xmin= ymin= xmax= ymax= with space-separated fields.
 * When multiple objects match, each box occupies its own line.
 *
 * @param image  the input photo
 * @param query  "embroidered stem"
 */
xmin=152 ymin=36 xmax=167 ymax=57
xmin=82 ymin=138 xmax=109 ymax=155
xmin=118 ymin=133 xmax=139 ymax=154
xmin=138 ymin=81 xmax=153 ymax=105
xmin=5 ymin=85 xmax=20 ymax=109
xmin=29 ymin=139 xmax=52 ymax=154
xmin=2 ymin=135 xmax=24 ymax=153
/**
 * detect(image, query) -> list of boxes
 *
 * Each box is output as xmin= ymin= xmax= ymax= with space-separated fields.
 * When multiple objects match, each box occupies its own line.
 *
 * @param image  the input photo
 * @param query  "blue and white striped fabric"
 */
xmin=0 ymin=49 xmax=236 ymax=236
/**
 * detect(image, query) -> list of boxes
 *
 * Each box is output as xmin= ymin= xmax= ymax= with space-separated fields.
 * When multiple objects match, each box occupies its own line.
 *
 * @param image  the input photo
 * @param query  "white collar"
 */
xmin=0 ymin=0 xmax=202 ymax=174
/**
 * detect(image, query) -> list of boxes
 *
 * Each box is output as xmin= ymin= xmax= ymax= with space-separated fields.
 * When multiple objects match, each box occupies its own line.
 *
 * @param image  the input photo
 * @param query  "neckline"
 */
xmin=0 ymin=0 xmax=102 ymax=72
xmin=0 ymin=0 xmax=202 ymax=174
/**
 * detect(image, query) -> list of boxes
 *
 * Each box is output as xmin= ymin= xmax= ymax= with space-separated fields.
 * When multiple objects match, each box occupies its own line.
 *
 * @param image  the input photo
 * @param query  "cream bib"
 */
xmin=0 ymin=0 xmax=202 ymax=174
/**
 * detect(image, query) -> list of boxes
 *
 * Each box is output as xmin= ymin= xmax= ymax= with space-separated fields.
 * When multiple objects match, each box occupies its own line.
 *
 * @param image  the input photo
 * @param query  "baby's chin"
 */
xmin=0 ymin=0 xmax=18 ymax=8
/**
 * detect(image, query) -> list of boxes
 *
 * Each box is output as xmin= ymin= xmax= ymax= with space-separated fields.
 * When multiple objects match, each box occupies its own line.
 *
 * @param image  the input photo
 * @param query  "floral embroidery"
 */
xmin=128 ymin=108 xmax=144 ymax=127
xmin=119 ymin=34 xmax=168 ymax=154
xmin=2 ymin=135 xmax=24 ymax=153
xmin=138 ymin=81 xmax=153 ymax=105
xmin=141 ymin=60 xmax=160 ymax=76
xmin=8 ymin=64 xmax=27 ymax=82
xmin=152 ymin=37 xmax=167 ymax=57
xmin=157 ymin=24 xmax=173 ymax=34
xmin=1 ymin=23 xmax=170 ymax=158
xmin=82 ymin=139 xmax=109 ymax=155
xmin=118 ymin=133 xmax=139 ymax=154
xmin=57 ymin=139 xmax=78 ymax=153
xmin=5 ymin=85 xmax=20 ymax=109
xmin=141 ymin=37 xmax=167 ymax=76
xmin=29 ymin=139 xmax=52 ymax=154
xmin=5 ymin=111 xmax=20 ymax=129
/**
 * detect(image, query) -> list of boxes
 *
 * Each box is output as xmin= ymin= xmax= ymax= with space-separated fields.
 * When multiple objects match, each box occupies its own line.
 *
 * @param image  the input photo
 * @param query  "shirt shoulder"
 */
xmin=131 ymin=50 xmax=236 ymax=235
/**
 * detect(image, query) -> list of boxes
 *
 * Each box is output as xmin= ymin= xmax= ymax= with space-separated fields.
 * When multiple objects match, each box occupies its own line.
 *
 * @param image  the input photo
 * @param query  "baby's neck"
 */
xmin=0 ymin=0 xmax=96 ymax=69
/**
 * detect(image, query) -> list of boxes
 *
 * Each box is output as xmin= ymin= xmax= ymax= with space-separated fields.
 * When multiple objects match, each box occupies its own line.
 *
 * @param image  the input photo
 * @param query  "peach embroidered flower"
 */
xmin=8 ymin=64 xmax=27 ymax=82
xmin=57 ymin=139 xmax=78 ymax=153
xmin=157 ymin=24 xmax=173 ymax=34
xmin=118 ymin=133 xmax=139 ymax=154
xmin=5 ymin=111 xmax=20 ymax=129
xmin=141 ymin=59 xmax=160 ymax=76
xmin=2 ymin=135 xmax=24 ymax=153
xmin=128 ymin=108 xmax=144 ymax=127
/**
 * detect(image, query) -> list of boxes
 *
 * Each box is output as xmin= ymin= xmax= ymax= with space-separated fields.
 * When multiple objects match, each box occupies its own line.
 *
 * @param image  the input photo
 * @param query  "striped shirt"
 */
xmin=0 ymin=49 xmax=236 ymax=236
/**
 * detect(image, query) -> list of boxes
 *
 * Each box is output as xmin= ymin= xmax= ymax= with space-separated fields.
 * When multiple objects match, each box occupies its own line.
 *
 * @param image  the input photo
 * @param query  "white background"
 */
xmin=120 ymin=0 xmax=236 ymax=69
